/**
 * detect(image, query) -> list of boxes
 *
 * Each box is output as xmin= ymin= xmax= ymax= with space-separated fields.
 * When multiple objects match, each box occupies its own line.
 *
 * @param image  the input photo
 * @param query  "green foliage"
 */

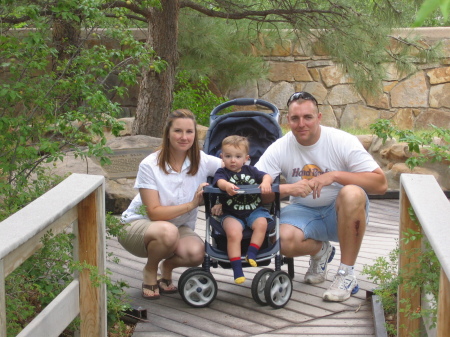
xmin=178 ymin=11 xmax=268 ymax=94
xmin=5 ymin=212 xmax=130 ymax=336
xmin=414 ymin=0 xmax=450 ymax=26
xmin=1 ymin=2 xmax=148 ymax=335
xmin=362 ymin=207 xmax=441 ymax=336
xmin=0 ymin=1 xmax=154 ymax=216
xmin=173 ymin=70 xmax=229 ymax=127
xmin=369 ymin=119 xmax=450 ymax=170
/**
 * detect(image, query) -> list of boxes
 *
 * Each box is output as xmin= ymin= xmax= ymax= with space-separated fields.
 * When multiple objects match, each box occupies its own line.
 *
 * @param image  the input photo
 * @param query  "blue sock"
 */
xmin=230 ymin=257 xmax=245 ymax=284
xmin=246 ymin=244 xmax=260 ymax=267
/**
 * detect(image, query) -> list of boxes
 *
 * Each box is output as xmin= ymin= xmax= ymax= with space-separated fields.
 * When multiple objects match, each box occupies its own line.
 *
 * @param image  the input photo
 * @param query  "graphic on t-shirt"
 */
xmin=225 ymin=173 xmax=261 ymax=212
xmin=291 ymin=164 xmax=328 ymax=180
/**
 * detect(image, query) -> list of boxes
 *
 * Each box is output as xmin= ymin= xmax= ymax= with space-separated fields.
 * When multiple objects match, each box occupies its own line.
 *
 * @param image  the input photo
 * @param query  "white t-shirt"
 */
xmin=255 ymin=126 xmax=379 ymax=207
xmin=121 ymin=150 xmax=222 ymax=229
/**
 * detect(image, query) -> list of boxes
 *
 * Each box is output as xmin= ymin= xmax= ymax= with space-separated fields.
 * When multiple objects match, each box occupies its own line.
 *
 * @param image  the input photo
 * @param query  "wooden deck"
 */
xmin=107 ymin=199 xmax=400 ymax=337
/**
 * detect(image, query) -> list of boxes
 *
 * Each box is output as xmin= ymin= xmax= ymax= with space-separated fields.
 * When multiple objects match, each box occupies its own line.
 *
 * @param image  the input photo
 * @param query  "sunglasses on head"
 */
xmin=287 ymin=92 xmax=319 ymax=107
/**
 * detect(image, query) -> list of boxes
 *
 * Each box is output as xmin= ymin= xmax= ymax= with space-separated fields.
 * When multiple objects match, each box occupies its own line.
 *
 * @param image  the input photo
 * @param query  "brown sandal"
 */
xmin=157 ymin=278 xmax=178 ymax=294
xmin=142 ymin=283 xmax=160 ymax=300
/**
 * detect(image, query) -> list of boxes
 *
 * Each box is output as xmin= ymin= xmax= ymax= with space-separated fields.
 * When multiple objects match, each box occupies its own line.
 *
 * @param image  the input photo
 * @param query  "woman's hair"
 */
xmin=222 ymin=135 xmax=249 ymax=154
xmin=157 ymin=109 xmax=200 ymax=175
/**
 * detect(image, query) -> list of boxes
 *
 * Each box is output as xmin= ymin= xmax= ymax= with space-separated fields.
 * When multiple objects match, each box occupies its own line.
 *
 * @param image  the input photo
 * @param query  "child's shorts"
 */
xmin=221 ymin=206 xmax=272 ymax=229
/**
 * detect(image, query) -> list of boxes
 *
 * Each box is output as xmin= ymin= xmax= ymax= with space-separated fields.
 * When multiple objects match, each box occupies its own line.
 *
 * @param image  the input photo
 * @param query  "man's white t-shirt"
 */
xmin=121 ymin=150 xmax=222 ymax=229
xmin=255 ymin=126 xmax=379 ymax=207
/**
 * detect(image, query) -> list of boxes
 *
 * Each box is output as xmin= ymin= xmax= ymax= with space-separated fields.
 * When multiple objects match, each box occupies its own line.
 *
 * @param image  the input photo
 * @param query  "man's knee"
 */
xmin=336 ymin=185 xmax=366 ymax=210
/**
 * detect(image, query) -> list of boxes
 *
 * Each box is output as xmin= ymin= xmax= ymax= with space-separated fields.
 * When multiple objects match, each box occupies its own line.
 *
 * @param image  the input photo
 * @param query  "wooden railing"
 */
xmin=398 ymin=174 xmax=450 ymax=337
xmin=0 ymin=173 xmax=107 ymax=337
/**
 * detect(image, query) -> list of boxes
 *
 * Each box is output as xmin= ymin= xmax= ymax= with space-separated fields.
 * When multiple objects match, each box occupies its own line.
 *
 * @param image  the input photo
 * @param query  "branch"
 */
xmin=180 ymin=0 xmax=347 ymax=21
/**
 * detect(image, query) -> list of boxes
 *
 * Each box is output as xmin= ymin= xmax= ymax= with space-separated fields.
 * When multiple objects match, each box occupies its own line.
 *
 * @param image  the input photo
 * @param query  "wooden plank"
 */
xmin=397 ymin=184 xmax=421 ymax=336
xmin=0 ymin=174 xmax=104 ymax=260
xmin=77 ymin=188 xmax=106 ymax=337
xmin=400 ymin=174 xmax=450 ymax=280
xmin=2 ymin=207 xmax=78 ymax=277
xmin=0 ymin=260 xmax=6 ymax=337
xmin=16 ymin=280 xmax=80 ymax=337
xmin=437 ymin=268 xmax=450 ymax=337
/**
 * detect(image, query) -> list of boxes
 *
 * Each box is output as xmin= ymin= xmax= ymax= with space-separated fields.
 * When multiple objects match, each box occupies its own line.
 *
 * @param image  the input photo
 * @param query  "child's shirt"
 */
xmin=213 ymin=165 xmax=267 ymax=218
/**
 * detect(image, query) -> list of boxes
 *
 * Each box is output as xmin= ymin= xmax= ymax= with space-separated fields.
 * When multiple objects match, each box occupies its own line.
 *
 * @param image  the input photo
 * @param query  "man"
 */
xmin=255 ymin=91 xmax=387 ymax=302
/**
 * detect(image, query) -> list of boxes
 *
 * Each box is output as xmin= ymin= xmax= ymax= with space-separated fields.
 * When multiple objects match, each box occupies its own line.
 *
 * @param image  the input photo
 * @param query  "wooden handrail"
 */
xmin=398 ymin=174 xmax=450 ymax=337
xmin=0 ymin=173 xmax=106 ymax=337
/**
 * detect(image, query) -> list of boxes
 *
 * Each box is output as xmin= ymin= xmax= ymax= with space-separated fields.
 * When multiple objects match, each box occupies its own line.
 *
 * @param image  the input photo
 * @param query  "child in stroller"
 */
xmin=211 ymin=135 xmax=273 ymax=284
xmin=177 ymin=98 xmax=293 ymax=309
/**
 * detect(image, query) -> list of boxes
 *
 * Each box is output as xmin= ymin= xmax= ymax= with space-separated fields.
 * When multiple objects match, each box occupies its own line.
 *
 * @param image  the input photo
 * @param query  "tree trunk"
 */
xmin=132 ymin=1 xmax=180 ymax=137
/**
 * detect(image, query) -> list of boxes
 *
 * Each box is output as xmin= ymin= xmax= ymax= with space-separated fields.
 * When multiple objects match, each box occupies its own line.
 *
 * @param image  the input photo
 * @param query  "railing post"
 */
xmin=437 ymin=268 xmax=450 ymax=337
xmin=0 ymin=260 xmax=6 ymax=337
xmin=77 ymin=185 xmax=106 ymax=337
xmin=398 ymin=185 xmax=422 ymax=336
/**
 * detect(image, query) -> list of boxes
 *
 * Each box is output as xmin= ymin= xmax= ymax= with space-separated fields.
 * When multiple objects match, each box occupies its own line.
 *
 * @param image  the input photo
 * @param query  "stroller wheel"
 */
xmin=178 ymin=267 xmax=204 ymax=293
xmin=179 ymin=269 xmax=217 ymax=308
xmin=264 ymin=270 xmax=292 ymax=309
xmin=251 ymin=268 xmax=273 ymax=306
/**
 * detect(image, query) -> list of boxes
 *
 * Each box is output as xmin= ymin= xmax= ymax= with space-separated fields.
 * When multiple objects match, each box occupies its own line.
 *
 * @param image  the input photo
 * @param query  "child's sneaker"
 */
xmin=304 ymin=241 xmax=335 ymax=284
xmin=323 ymin=269 xmax=359 ymax=302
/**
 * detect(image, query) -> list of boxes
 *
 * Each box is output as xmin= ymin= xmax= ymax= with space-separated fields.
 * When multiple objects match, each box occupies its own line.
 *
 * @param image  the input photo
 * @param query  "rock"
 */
xmin=390 ymin=72 xmax=428 ymax=107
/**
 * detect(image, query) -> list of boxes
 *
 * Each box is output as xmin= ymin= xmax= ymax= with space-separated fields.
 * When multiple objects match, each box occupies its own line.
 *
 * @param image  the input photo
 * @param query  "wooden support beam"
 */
xmin=397 ymin=186 xmax=421 ymax=336
xmin=437 ymin=268 xmax=450 ymax=337
xmin=0 ymin=260 xmax=6 ymax=337
xmin=77 ymin=188 xmax=106 ymax=337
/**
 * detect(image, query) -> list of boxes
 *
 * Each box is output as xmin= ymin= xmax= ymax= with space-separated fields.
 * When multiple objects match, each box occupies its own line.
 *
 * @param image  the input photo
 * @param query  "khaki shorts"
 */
xmin=118 ymin=219 xmax=201 ymax=258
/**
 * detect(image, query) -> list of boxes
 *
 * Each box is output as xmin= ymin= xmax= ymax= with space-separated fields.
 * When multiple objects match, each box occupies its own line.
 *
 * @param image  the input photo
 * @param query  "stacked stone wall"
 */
xmin=227 ymin=28 xmax=450 ymax=131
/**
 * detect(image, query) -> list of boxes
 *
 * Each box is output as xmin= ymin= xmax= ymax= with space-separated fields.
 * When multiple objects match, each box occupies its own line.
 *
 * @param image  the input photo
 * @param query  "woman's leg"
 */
xmin=142 ymin=221 xmax=179 ymax=296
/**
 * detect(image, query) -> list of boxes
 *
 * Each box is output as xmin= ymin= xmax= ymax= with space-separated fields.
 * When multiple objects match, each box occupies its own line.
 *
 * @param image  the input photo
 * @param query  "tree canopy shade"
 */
xmin=0 ymin=0 xmax=441 ymax=138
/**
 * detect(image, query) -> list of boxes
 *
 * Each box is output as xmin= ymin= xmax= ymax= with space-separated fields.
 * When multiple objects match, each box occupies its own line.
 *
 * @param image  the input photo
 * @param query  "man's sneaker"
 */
xmin=323 ymin=269 xmax=359 ymax=302
xmin=304 ymin=241 xmax=335 ymax=284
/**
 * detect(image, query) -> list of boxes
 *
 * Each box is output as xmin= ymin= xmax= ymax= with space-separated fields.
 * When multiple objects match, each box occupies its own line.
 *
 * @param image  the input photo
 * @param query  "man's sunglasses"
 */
xmin=287 ymin=92 xmax=319 ymax=107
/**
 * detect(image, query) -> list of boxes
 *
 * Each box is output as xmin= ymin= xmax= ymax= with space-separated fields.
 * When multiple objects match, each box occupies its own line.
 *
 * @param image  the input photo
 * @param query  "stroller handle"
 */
xmin=209 ymin=98 xmax=279 ymax=121
xmin=203 ymin=184 xmax=280 ymax=195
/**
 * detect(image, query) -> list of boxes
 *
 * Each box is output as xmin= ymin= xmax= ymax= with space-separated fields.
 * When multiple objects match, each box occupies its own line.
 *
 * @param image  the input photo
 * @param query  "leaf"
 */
xmin=413 ymin=0 xmax=448 ymax=26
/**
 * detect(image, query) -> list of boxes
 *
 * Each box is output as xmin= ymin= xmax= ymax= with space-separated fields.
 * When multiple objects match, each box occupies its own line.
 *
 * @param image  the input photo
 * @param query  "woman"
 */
xmin=119 ymin=109 xmax=222 ymax=299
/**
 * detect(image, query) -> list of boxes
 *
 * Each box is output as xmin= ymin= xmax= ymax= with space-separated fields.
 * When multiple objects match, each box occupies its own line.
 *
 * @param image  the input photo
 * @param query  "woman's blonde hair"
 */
xmin=157 ymin=109 xmax=200 ymax=175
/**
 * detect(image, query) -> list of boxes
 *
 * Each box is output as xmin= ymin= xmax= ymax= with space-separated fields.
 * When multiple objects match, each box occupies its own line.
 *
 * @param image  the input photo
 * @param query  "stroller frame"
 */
xmin=178 ymin=98 xmax=294 ymax=309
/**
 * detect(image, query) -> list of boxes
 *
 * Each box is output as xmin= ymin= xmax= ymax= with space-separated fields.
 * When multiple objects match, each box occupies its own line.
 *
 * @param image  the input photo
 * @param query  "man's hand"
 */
xmin=308 ymin=172 xmax=335 ymax=199
xmin=287 ymin=179 xmax=313 ymax=198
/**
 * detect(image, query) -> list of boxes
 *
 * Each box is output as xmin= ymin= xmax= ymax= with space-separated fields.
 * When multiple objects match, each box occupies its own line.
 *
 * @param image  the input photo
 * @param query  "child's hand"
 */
xmin=224 ymin=182 xmax=239 ymax=196
xmin=211 ymin=204 xmax=223 ymax=216
xmin=259 ymin=181 xmax=272 ymax=194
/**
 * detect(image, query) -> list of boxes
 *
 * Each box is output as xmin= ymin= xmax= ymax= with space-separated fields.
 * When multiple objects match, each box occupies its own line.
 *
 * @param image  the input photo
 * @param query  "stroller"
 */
xmin=178 ymin=98 xmax=294 ymax=309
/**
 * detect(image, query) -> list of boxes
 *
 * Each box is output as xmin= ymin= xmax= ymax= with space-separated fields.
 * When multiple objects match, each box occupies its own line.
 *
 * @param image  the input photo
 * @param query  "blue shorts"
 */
xmin=221 ymin=207 xmax=272 ymax=229
xmin=280 ymin=192 xmax=370 ymax=242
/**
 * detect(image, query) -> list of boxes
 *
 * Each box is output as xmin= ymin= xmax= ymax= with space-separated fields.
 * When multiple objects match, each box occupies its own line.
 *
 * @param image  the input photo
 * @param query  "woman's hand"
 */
xmin=211 ymin=203 xmax=223 ymax=216
xmin=191 ymin=182 xmax=209 ymax=208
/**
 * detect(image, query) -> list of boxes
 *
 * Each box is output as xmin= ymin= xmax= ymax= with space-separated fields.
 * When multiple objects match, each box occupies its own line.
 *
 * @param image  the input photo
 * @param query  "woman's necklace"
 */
xmin=169 ymin=157 xmax=185 ymax=173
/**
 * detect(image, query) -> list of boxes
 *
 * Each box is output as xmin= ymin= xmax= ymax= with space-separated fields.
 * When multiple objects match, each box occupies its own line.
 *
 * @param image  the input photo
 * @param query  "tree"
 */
xmin=119 ymin=0 xmax=442 ymax=136
xmin=1 ymin=0 xmax=442 ymax=139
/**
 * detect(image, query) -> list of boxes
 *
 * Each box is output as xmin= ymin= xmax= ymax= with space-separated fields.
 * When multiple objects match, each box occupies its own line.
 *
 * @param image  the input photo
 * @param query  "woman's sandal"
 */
xmin=142 ymin=283 xmax=160 ymax=300
xmin=157 ymin=278 xmax=178 ymax=294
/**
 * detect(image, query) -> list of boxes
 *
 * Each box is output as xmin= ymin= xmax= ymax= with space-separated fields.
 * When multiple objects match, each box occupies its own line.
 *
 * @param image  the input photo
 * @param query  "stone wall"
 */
xmin=225 ymin=27 xmax=450 ymax=130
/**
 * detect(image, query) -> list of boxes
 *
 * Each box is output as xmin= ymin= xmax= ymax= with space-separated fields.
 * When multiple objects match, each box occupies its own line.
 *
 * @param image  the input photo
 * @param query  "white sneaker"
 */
xmin=304 ymin=241 xmax=335 ymax=284
xmin=323 ymin=269 xmax=359 ymax=302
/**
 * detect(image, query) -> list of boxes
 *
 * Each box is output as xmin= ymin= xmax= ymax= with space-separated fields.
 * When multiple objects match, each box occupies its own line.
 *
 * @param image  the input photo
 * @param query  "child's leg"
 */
xmin=223 ymin=217 xmax=245 ymax=284
xmin=246 ymin=217 xmax=268 ymax=267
